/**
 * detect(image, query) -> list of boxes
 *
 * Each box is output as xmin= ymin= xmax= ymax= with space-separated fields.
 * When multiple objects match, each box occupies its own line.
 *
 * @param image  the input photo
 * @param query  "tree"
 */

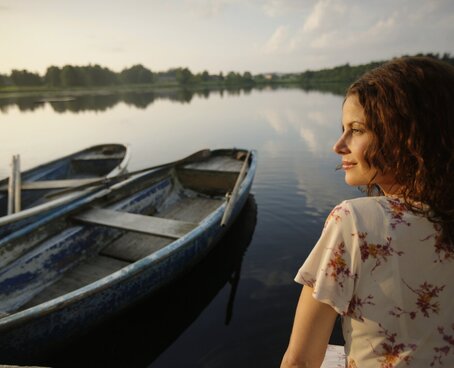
xmin=60 ymin=65 xmax=81 ymax=87
xmin=0 ymin=73 xmax=11 ymax=86
xmin=225 ymin=71 xmax=241 ymax=84
xmin=83 ymin=64 xmax=118 ymax=86
xmin=175 ymin=68 xmax=193 ymax=85
xmin=44 ymin=66 xmax=61 ymax=87
xmin=10 ymin=69 xmax=43 ymax=86
xmin=201 ymin=70 xmax=210 ymax=82
xmin=242 ymin=71 xmax=254 ymax=84
xmin=120 ymin=64 xmax=153 ymax=84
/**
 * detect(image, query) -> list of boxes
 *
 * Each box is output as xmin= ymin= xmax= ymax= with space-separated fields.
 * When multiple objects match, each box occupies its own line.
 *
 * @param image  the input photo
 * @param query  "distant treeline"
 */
xmin=298 ymin=52 xmax=454 ymax=90
xmin=1 ymin=52 xmax=453 ymax=89
xmin=0 ymin=64 xmax=258 ymax=88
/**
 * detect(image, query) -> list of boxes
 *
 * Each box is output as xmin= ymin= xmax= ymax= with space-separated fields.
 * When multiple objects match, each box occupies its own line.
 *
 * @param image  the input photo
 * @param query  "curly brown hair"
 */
xmin=346 ymin=56 xmax=454 ymax=245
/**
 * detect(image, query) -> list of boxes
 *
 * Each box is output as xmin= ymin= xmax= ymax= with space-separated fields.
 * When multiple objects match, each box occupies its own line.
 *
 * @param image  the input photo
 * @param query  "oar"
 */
xmin=221 ymin=151 xmax=251 ymax=227
xmin=44 ymin=149 xmax=212 ymax=200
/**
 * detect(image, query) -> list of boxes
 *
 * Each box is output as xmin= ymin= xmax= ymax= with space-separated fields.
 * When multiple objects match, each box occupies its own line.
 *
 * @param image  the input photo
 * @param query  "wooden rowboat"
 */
xmin=0 ymin=143 xmax=130 ymax=236
xmin=0 ymin=148 xmax=256 ymax=361
xmin=39 ymin=195 xmax=257 ymax=367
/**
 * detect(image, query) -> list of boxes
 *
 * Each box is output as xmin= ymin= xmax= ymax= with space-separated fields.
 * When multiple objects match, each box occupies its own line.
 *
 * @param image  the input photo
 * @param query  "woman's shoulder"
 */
xmin=339 ymin=195 xmax=402 ymax=210
xmin=324 ymin=197 xmax=385 ymax=230
xmin=335 ymin=196 xmax=422 ymax=233
xmin=334 ymin=196 xmax=407 ymax=225
xmin=335 ymin=196 xmax=390 ymax=212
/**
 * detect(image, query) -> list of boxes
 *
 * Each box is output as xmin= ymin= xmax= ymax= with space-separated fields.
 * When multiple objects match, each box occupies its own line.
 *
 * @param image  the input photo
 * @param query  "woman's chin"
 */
xmin=344 ymin=175 xmax=366 ymax=187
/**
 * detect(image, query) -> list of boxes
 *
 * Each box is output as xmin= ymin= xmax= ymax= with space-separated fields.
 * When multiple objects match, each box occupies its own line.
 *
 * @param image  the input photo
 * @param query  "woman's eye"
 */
xmin=351 ymin=128 xmax=363 ymax=134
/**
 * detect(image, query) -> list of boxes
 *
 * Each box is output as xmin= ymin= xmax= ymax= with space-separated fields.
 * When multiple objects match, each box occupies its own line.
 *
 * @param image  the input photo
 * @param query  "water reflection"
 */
xmin=37 ymin=195 xmax=258 ymax=368
xmin=0 ymin=87 xmax=358 ymax=367
xmin=0 ymin=85 xmax=343 ymax=114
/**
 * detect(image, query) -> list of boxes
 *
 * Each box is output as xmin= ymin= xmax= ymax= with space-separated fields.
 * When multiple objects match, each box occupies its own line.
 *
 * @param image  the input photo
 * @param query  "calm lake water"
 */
xmin=0 ymin=87 xmax=361 ymax=367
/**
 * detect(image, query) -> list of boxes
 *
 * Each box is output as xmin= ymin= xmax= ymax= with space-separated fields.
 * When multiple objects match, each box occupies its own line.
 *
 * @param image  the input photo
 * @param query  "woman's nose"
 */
xmin=332 ymin=135 xmax=349 ymax=154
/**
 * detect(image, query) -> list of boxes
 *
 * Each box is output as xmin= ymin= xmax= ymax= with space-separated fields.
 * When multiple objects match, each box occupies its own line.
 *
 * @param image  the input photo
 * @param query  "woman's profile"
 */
xmin=281 ymin=56 xmax=454 ymax=368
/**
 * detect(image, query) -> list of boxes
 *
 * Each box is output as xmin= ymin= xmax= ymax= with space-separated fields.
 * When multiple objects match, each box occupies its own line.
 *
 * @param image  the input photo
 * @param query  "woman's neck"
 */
xmin=379 ymin=183 xmax=404 ymax=196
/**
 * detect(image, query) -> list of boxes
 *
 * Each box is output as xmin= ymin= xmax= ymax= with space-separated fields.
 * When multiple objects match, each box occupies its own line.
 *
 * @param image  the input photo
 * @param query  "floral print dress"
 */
xmin=295 ymin=196 xmax=454 ymax=367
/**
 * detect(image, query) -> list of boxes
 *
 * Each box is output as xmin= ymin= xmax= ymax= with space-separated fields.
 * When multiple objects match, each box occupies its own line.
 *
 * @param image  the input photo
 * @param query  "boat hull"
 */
xmin=0 ymin=149 xmax=256 ymax=362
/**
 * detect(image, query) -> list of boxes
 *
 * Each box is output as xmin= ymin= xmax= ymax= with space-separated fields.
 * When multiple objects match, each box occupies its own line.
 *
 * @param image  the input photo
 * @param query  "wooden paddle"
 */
xmin=44 ymin=149 xmax=212 ymax=200
xmin=221 ymin=150 xmax=251 ymax=227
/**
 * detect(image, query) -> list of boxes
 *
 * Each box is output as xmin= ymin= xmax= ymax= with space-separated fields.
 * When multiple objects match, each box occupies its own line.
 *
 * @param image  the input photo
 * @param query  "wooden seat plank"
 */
xmin=73 ymin=208 xmax=198 ymax=239
xmin=100 ymin=197 xmax=221 ymax=262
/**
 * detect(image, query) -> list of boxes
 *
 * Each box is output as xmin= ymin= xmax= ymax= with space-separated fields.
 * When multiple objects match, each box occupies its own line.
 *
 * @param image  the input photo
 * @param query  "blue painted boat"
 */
xmin=0 ymin=143 xmax=130 ymax=237
xmin=0 ymin=148 xmax=256 ymax=361
xmin=42 ymin=195 xmax=257 ymax=367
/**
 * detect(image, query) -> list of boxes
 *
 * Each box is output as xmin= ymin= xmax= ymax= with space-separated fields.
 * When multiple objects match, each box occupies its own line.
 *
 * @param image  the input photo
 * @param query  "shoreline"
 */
xmin=0 ymin=80 xmax=347 ymax=100
xmin=0 ymin=81 xmax=268 ymax=99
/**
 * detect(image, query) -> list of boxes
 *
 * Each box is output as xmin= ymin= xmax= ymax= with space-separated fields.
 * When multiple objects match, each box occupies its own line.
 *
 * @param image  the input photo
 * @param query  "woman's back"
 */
xmin=297 ymin=196 xmax=454 ymax=367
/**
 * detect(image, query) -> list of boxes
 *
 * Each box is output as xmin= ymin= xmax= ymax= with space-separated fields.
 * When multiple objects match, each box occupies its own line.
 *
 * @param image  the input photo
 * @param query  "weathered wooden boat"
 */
xmin=0 ymin=148 xmax=256 ymax=362
xmin=0 ymin=143 xmax=130 ymax=237
xmin=44 ymin=195 xmax=257 ymax=367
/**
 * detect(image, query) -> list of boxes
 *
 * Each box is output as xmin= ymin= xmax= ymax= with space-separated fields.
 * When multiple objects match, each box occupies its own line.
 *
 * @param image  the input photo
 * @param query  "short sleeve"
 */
xmin=295 ymin=201 xmax=359 ymax=315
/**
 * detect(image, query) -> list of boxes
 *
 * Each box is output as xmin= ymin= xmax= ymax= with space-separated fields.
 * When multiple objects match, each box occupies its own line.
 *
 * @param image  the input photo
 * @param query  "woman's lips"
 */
xmin=342 ymin=161 xmax=357 ymax=170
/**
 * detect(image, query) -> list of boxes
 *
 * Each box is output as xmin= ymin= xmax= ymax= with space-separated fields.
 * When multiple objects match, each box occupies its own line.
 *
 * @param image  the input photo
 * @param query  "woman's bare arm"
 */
xmin=281 ymin=285 xmax=338 ymax=368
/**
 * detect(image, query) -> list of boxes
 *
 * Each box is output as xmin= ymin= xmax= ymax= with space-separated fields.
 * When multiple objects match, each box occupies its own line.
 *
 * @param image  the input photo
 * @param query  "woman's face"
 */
xmin=333 ymin=94 xmax=398 ymax=194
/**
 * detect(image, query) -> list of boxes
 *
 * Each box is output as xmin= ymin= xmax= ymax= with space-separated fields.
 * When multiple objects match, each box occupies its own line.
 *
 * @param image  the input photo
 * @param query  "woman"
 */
xmin=281 ymin=56 xmax=454 ymax=368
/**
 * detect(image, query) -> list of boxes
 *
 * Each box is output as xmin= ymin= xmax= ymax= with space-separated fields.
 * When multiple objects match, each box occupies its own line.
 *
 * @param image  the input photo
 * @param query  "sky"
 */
xmin=1 ymin=0 xmax=454 ymax=75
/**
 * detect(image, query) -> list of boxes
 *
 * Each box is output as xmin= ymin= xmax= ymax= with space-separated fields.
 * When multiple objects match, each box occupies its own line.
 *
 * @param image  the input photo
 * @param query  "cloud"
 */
xmin=184 ymin=0 xmax=238 ymax=17
xmin=262 ymin=0 xmax=288 ymax=17
xmin=259 ymin=0 xmax=454 ymax=71
xmin=302 ymin=0 xmax=346 ymax=32
xmin=263 ymin=25 xmax=290 ymax=54
xmin=407 ymin=0 xmax=454 ymax=23
xmin=368 ymin=13 xmax=397 ymax=36
xmin=261 ymin=0 xmax=313 ymax=17
xmin=261 ymin=0 xmax=350 ymax=54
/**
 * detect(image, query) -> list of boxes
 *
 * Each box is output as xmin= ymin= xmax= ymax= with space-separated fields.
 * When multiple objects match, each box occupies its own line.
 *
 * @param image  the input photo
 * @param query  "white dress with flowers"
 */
xmin=295 ymin=196 xmax=454 ymax=367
